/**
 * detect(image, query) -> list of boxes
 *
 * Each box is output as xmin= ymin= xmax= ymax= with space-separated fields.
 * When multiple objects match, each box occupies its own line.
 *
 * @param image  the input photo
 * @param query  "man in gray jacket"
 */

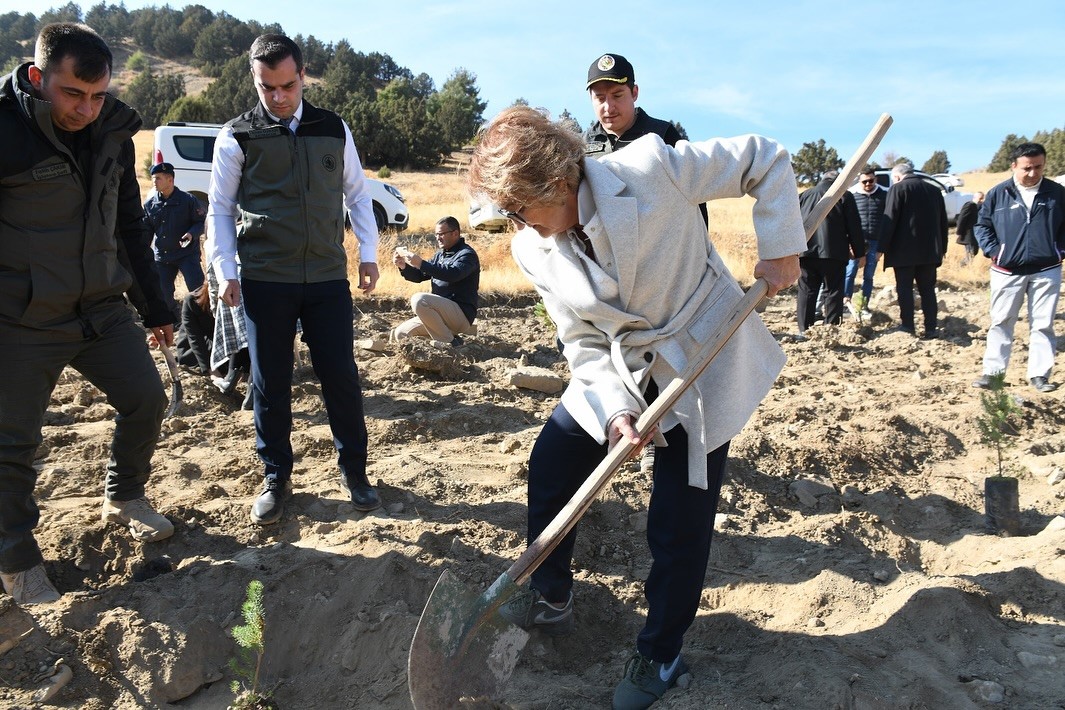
xmin=0 ymin=23 xmax=176 ymax=605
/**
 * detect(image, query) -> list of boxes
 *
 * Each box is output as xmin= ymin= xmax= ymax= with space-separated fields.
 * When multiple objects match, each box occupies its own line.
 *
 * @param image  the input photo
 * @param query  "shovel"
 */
xmin=158 ymin=341 xmax=183 ymax=419
xmin=407 ymin=114 xmax=894 ymax=709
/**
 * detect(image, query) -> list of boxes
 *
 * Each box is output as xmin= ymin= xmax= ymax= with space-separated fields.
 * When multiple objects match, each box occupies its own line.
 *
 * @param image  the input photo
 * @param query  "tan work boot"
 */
xmin=1 ymin=564 xmax=61 ymax=605
xmin=101 ymin=497 xmax=175 ymax=542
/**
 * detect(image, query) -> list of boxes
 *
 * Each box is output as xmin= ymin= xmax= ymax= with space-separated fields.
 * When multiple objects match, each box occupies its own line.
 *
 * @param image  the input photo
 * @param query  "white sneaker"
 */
xmin=102 ymin=497 xmax=175 ymax=542
xmin=1 ymin=564 xmax=60 ymax=605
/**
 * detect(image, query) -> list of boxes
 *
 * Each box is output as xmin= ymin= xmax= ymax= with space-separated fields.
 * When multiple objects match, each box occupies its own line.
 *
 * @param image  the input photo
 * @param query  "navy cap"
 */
xmin=150 ymin=162 xmax=175 ymax=176
xmin=586 ymin=53 xmax=635 ymax=89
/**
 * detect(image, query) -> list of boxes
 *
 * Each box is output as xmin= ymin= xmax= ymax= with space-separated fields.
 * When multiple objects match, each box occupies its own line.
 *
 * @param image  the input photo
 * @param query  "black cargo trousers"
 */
xmin=0 ymin=300 xmax=167 ymax=573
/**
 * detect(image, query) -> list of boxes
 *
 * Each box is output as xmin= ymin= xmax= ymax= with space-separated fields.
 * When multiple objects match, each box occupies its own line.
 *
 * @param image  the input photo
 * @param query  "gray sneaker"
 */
xmin=1 ymin=564 xmax=61 ymax=605
xmin=498 ymin=586 xmax=574 ymax=635
xmin=612 ymin=652 xmax=689 ymax=710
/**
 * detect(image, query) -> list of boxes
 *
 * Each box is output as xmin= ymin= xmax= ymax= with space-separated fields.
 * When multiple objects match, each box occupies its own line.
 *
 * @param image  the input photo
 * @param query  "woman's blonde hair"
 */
xmin=467 ymin=106 xmax=585 ymax=211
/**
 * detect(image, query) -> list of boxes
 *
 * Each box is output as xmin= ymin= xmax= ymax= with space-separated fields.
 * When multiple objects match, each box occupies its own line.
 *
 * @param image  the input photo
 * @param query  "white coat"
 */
xmin=511 ymin=134 xmax=806 ymax=488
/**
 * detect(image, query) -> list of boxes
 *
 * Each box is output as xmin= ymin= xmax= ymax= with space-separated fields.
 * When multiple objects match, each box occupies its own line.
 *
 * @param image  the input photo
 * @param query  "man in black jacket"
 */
xmin=392 ymin=216 xmax=480 ymax=346
xmin=954 ymin=191 xmax=985 ymax=262
xmin=878 ymin=163 xmax=948 ymax=338
xmin=844 ymin=167 xmax=888 ymax=312
xmin=796 ymin=170 xmax=865 ymax=334
xmin=973 ymin=143 xmax=1065 ymax=393
xmin=583 ymin=53 xmax=707 ymax=227
xmin=0 ymin=23 xmax=176 ymax=605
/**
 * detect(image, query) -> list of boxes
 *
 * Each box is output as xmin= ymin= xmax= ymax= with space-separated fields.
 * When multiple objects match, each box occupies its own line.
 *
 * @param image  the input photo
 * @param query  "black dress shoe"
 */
xmin=251 ymin=478 xmax=290 ymax=525
xmin=340 ymin=476 xmax=381 ymax=512
xmin=1031 ymin=376 xmax=1057 ymax=393
xmin=241 ymin=386 xmax=254 ymax=410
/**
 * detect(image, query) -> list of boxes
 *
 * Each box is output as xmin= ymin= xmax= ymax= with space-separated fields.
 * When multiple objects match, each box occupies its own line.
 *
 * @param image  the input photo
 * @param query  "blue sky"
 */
xmin=13 ymin=0 xmax=1065 ymax=172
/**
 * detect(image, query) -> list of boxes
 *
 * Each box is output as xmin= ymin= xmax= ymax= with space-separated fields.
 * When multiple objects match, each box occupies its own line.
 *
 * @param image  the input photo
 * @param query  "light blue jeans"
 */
xmin=844 ymin=240 xmax=879 ymax=301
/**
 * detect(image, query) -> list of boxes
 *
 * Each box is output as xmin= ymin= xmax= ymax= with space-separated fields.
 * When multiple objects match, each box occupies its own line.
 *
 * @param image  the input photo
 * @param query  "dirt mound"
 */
xmin=2 ymin=293 xmax=1064 ymax=709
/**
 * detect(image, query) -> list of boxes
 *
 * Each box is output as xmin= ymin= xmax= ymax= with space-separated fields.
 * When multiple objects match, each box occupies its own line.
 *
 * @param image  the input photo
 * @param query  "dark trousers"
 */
xmin=527 ymin=400 xmax=728 ymax=663
xmin=241 ymin=279 xmax=368 ymax=485
xmin=893 ymin=264 xmax=938 ymax=334
xmin=797 ymin=257 xmax=846 ymax=331
xmin=157 ymin=252 xmax=205 ymax=318
xmin=0 ymin=305 xmax=166 ymax=573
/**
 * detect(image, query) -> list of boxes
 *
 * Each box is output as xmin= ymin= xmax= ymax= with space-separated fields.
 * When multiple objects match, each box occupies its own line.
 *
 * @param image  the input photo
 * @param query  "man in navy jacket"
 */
xmin=973 ymin=142 xmax=1065 ymax=393
xmin=143 ymin=162 xmax=206 ymax=318
xmin=392 ymin=216 xmax=480 ymax=346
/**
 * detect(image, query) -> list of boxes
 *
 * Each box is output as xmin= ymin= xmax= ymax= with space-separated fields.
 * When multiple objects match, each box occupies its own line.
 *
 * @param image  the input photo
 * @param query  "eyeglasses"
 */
xmin=434 ymin=229 xmax=457 ymax=237
xmin=499 ymin=208 xmax=528 ymax=226
xmin=860 ymin=179 xmax=876 ymax=185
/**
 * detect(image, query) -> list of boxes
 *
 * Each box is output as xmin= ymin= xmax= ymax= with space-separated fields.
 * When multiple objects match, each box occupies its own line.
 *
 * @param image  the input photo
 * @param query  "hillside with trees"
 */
xmin=0 ymin=2 xmax=486 ymax=169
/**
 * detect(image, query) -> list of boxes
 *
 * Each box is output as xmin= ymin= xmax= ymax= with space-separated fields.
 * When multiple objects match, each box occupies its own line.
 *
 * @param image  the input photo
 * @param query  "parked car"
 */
xmin=932 ymin=173 xmax=965 ymax=188
xmin=152 ymin=122 xmax=409 ymax=231
xmin=850 ymin=169 xmax=972 ymax=225
xmin=468 ymin=197 xmax=511 ymax=232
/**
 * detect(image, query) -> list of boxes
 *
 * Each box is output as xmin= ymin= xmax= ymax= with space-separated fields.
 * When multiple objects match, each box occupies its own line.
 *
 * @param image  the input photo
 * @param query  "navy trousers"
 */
xmin=0 ymin=303 xmax=166 ymax=573
xmin=527 ymin=398 xmax=728 ymax=663
xmin=157 ymin=252 xmax=205 ymax=317
xmin=240 ymin=279 xmax=368 ymax=485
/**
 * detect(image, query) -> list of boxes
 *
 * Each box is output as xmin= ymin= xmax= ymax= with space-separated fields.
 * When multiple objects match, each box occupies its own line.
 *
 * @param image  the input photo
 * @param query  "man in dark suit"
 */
xmin=955 ymin=191 xmax=985 ymax=263
xmin=796 ymin=170 xmax=865 ymax=334
xmin=878 ymin=163 xmax=948 ymax=338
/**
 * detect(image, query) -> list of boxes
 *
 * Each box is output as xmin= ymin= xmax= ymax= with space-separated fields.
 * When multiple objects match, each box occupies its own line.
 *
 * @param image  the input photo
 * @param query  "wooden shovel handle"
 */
xmin=804 ymin=113 xmax=893 ymax=241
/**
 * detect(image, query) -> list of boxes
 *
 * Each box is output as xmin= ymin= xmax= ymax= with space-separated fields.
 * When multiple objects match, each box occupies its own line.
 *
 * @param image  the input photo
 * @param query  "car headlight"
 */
xmin=384 ymin=183 xmax=405 ymax=202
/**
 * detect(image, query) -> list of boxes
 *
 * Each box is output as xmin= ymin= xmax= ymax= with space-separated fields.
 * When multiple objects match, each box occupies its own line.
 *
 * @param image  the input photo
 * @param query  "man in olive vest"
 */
xmin=206 ymin=34 xmax=381 ymax=525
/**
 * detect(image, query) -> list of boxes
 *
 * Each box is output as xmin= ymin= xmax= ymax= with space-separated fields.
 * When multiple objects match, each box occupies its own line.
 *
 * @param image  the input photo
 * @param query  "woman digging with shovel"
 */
xmin=466 ymin=106 xmax=806 ymax=709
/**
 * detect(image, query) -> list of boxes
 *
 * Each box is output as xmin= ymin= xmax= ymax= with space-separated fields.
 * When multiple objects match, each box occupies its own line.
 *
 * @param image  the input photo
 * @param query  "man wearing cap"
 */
xmin=584 ymin=53 xmax=707 ymax=228
xmin=584 ymin=53 xmax=683 ymax=157
xmin=144 ymin=162 xmax=206 ymax=318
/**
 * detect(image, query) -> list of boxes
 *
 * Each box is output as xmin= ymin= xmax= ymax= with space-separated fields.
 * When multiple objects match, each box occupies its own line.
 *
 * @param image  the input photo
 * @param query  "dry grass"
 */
xmin=132 ymin=130 xmax=1002 ymax=298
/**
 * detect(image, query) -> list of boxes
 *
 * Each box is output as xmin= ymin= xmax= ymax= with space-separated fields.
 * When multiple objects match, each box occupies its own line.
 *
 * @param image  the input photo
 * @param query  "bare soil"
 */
xmin=2 ymin=285 xmax=1064 ymax=710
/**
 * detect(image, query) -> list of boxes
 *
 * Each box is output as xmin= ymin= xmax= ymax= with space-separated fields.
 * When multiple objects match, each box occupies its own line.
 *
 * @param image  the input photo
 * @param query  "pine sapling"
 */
xmin=229 ymin=580 xmax=273 ymax=709
xmin=851 ymin=291 xmax=868 ymax=325
xmin=976 ymin=372 xmax=1020 ymax=478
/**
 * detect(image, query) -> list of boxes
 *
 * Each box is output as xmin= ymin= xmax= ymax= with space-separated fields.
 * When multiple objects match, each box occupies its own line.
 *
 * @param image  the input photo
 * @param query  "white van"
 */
xmin=152 ymin=122 xmax=409 ymax=231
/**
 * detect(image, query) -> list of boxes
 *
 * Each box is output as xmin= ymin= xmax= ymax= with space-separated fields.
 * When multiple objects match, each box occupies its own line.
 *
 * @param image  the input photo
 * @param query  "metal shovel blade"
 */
xmin=408 ymin=570 xmax=529 ymax=709
xmin=158 ymin=342 xmax=183 ymax=418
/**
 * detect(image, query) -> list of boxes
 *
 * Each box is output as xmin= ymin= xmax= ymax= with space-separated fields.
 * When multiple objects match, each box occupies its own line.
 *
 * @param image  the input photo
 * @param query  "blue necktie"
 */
xmin=279 ymin=116 xmax=293 ymax=133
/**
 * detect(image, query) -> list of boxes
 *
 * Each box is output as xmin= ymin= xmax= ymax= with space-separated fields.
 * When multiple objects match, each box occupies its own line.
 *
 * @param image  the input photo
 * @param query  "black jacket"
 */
xmin=399 ymin=237 xmax=480 ymax=323
xmin=0 ymin=62 xmax=171 ymax=332
xmin=853 ymin=186 xmax=887 ymax=244
xmin=974 ymin=178 xmax=1065 ymax=275
xmin=799 ymin=176 xmax=865 ymax=261
xmin=584 ymin=108 xmax=707 ymax=226
xmin=877 ymin=175 xmax=948 ymax=268
xmin=955 ymin=201 xmax=979 ymax=248
xmin=584 ymin=107 xmax=682 ymax=157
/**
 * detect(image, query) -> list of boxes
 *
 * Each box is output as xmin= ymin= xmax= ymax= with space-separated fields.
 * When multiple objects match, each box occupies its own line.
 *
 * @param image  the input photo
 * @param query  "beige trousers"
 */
xmin=392 ymin=293 xmax=472 ymax=343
